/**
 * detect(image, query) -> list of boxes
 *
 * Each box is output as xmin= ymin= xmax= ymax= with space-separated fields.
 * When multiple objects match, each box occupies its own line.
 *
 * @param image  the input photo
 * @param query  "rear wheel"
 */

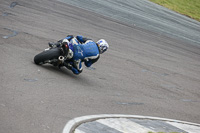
xmin=34 ymin=48 xmax=61 ymax=65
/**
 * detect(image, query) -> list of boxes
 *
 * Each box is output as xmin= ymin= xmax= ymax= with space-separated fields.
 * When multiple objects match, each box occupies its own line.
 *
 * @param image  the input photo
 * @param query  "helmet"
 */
xmin=96 ymin=39 xmax=109 ymax=54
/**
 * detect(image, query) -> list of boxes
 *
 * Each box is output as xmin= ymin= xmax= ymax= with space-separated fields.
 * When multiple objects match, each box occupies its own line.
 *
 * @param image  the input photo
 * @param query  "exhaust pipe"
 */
xmin=58 ymin=56 xmax=65 ymax=64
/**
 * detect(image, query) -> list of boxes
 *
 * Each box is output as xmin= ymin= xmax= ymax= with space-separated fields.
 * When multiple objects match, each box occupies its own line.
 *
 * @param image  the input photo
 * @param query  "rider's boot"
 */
xmin=48 ymin=42 xmax=60 ymax=48
xmin=63 ymin=62 xmax=73 ymax=70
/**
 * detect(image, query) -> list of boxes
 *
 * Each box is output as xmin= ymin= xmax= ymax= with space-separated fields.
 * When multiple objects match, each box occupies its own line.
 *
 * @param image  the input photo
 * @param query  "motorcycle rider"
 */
xmin=48 ymin=35 xmax=109 ymax=75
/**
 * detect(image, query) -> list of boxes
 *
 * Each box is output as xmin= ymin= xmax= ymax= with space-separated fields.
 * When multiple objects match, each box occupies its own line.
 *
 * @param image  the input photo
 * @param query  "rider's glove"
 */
xmin=72 ymin=67 xmax=80 ymax=75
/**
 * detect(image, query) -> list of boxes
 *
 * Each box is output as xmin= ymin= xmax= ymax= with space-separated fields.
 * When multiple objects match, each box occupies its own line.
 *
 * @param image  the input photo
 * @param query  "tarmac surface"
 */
xmin=0 ymin=0 xmax=200 ymax=133
xmin=59 ymin=0 xmax=200 ymax=45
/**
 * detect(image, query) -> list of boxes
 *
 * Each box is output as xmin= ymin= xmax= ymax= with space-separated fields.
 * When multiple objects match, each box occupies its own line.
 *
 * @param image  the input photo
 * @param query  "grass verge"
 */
xmin=149 ymin=0 xmax=200 ymax=21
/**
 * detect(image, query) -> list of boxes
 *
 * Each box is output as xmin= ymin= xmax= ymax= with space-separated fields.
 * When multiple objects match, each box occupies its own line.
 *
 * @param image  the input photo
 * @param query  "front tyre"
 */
xmin=34 ymin=48 xmax=61 ymax=65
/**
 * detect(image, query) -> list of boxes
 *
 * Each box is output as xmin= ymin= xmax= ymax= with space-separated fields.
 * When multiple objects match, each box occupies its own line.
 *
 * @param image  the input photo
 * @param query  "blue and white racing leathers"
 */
xmin=64 ymin=35 xmax=100 ymax=74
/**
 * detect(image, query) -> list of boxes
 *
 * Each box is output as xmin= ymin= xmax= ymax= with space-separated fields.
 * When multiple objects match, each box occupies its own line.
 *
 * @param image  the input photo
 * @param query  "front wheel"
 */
xmin=34 ymin=48 xmax=61 ymax=65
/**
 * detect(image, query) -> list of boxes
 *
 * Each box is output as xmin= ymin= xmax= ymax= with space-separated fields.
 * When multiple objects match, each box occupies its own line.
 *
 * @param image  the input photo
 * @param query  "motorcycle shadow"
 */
xmin=33 ymin=61 xmax=92 ymax=85
xmin=38 ymin=64 xmax=78 ymax=78
xmin=39 ymin=65 xmax=93 ymax=86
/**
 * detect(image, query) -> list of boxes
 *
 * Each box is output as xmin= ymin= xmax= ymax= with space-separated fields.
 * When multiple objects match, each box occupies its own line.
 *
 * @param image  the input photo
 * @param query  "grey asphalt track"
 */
xmin=59 ymin=0 xmax=200 ymax=45
xmin=0 ymin=0 xmax=200 ymax=133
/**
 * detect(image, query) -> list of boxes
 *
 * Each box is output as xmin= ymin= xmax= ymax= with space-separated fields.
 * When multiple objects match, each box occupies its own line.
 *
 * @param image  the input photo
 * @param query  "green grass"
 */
xmin=149 ymin=0 xmax=200 ymax=21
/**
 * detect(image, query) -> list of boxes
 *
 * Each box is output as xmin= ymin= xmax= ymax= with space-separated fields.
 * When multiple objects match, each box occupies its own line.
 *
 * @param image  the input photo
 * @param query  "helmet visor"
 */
xmin=100 ymin=46 xmax=108 ymax=54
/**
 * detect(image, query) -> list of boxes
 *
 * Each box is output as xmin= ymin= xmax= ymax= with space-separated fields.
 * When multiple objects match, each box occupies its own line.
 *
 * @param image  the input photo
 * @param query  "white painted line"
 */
xmin=167 ymin=121 xmax=200 ymax=133
xmin=62 ymin=114 xmax=200 ymax=133
xmin=97 ymin=118 xmax=155 ymax=133
xmin=74 ymin=129 xmax=86 ymax=133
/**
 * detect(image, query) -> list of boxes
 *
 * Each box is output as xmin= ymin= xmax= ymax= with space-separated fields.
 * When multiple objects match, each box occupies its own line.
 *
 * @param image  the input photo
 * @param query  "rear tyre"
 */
xmin=34 ymin=48 xmax=61 ymax=65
